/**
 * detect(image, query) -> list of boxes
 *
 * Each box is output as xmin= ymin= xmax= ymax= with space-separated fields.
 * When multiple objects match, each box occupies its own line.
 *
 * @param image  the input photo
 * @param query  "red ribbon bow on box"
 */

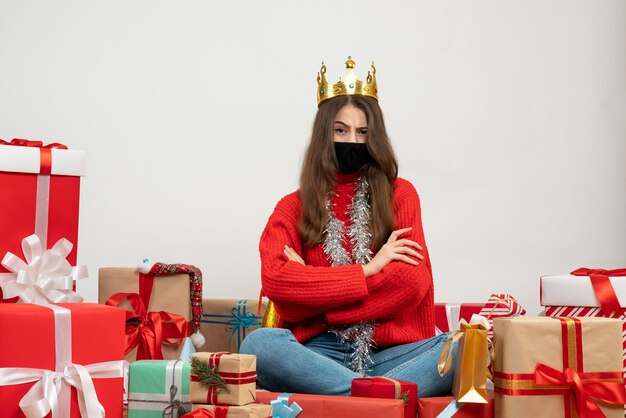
xmin=106 ymin=292 xmax=188 ymax=360
xmin=0 ymin=138 xmax=67 ymax=174
xmin=534 ymin=363 xmax=626 ymax=418
xmin=571 ymin=268 xmax=626 ymax=316
xmin=181 ymin=408 xmax=230 ymax=418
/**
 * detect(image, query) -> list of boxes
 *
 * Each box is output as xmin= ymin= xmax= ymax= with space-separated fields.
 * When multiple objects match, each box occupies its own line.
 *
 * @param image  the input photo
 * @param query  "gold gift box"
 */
xmin=190 ymin=352 xmax=257 ymax=406
xmin=191 ymin=404 xmax=271 ymax=418
xmin=493 ymin=316 xmax=625 ymax=418
xmin=98 ymin=267 xmax=191 ymax=361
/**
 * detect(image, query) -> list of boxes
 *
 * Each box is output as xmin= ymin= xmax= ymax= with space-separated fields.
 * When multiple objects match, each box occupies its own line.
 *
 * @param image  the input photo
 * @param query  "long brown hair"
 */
xmin=298 ymin=95 xmax=398 ymax=252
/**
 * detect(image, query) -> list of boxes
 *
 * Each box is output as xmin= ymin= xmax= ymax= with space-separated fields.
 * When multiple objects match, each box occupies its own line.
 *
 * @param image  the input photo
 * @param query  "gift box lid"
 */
xmin=0 ymin=143 xmax=86 ymax=176
xmin=540 ymin=274 xmax=626 ymax=308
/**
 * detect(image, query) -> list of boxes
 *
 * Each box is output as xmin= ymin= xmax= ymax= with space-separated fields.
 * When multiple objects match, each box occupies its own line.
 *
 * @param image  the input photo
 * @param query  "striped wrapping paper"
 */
xmin=478 ymin=294 xmax=526 ymax=346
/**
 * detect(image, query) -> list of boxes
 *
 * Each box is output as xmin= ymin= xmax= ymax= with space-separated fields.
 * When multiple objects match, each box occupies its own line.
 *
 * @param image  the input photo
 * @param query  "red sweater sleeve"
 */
xmin=325 ymin=179 xmax=433 ymax=325
xmin=259 ymin=193 xmax=369 ymax=323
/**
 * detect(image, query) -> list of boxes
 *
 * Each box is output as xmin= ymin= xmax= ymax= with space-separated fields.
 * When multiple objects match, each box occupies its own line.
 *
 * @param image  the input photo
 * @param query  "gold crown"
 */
xmin=316 ymin=56 xmax=378 ymax=106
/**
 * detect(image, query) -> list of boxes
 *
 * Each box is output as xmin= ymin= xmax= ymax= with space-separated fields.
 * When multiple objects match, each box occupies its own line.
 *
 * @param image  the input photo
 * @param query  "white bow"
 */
xmin=0 ymin=361 xmax=124 ymax=418
xmin=0 ymin=234 xmax=87 ymax=304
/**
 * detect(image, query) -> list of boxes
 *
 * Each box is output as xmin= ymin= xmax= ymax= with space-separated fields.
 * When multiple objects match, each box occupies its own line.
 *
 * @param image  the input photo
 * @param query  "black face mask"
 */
xmin=334 ymin=142 xmax=372 ymax=174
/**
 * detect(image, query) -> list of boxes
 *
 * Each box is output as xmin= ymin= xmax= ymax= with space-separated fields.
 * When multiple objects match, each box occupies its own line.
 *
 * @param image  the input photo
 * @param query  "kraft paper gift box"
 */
xmin=435 ymin=303 xmax=484 ymax=334
xmin=350 ymin=377 xmax=417 ymax=418
xmin=128 ymin=359 xmax=191 ymax=418
xmin=200 ymin=299 xmax=266 ymax=353
xmin=190 ymin=352 xmax=257 ymax=406
xmin=189 ymin=404 xmax=272 ymax=418
xmin=417 ymin=393 xmax=494 ymax=418
xmin=493 ymin=316 xmax=626 ymax=418
xmin=99 ymin=267 xmax=193 ymax=361
xmin=541 ymin=269 xmax=626 ymax=394
xmin=255 ymin=391 xmax=405 ymax=418
xmin=0 ymin=303 xmax=126 ymax=417
xmin=0 ymin=139 xmax=85 ymax=300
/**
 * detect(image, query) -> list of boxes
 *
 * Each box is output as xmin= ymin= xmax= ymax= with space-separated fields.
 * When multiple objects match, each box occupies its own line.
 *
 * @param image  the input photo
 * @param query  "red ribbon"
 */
xmin=0 ymin=138 xmax=68 ymax=175
xmin=181 ymin=407 xmax=229 ymax=418
xmin=534 ymin=363 xmax=626 ymax=418
xmin=571 ymin=268 xmax=626 ymax=315
xmin=105 ymin=292 xmax=188 ymax=360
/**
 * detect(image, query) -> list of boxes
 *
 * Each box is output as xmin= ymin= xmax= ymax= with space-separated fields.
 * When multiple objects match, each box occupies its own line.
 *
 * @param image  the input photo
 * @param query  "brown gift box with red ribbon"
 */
xmin=190 ymin=352 xmax=257 ymax=406
xmin=493 ymin=316 xmax=626 ymax=418
xmin=99 ymin=267 xmax=192 ymax=361
xmin=189 ymin=404 xmax=271 ymax=418
xmin=0 ymin=139 xmax=85 ymax=300
xmin=351 ymin=377 xmax=416 ymax=418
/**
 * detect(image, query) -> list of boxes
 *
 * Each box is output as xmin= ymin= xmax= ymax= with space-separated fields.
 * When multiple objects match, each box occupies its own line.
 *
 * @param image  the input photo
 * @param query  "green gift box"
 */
xmin=128 ymin=359 xmax=191 ymax=418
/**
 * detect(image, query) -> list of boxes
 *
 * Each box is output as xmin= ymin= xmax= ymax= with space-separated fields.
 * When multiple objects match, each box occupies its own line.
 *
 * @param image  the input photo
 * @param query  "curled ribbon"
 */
xmin=571 ymin=268 xmax=626 ymax=316
xmin=534 ymin=363 xmax=626 ymax=418
xmin=271 ymin=393 xmax=303 ymax=418
xmin=438 ymin=314 xmax=489 ymax=377
xmin=106 ymin=292 xmax=188 ymax=360
xmin=0 ymin=234 xmax=87 ymax=304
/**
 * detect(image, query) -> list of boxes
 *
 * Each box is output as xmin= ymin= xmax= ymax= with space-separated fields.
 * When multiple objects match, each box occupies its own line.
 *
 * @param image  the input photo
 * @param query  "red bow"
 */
xmin=534 ymin=363 xmax=626 ymax=418
xmin=106 ymin=292 xmax=188 ymax=360
xmin=571 ymin=268 xmax=626 ymax=315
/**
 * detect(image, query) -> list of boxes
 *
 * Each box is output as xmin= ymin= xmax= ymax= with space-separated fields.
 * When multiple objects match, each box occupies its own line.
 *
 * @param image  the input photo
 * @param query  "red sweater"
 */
xmin=259 ymin=174 xmax=435 ymax=347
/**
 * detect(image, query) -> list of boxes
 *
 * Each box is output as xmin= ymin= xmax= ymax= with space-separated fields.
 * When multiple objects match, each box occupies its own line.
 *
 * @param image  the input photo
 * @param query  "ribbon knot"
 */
xmin=106 ymin=292 xmax=188 ymax=360
xmin=0 ymin=234 xmax=87 ymax=304
xmin=534 ymin=363 xmax=626 ymax=418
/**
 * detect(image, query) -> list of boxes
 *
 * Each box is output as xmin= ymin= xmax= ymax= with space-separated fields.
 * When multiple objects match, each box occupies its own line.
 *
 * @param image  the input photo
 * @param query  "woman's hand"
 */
xmin=362 ymin=227 xmax=423 ymax=277
xmin=284 ymin=245 xmax=306 ymax=266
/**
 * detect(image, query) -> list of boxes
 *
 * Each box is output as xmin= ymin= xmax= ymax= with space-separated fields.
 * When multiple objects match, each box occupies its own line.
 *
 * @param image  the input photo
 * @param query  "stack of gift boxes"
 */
xmin=2 ymin=139 xmax=626 ymax=418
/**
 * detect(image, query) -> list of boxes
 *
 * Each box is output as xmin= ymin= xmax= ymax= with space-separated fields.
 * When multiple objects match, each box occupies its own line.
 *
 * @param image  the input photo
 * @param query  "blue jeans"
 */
xmin=240 ymin=328 xmax=457 ymax=397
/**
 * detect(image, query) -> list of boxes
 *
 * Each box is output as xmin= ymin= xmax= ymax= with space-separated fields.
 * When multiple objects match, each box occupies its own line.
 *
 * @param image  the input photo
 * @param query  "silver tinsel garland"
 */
xmin=323 ymin=176 xmax=376 ymax=376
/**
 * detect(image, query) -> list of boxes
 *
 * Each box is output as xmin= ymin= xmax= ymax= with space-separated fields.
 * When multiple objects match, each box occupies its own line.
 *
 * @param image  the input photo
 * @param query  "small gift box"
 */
xmin=435 ymin=303 xmax=484 ymax=334
xmin=0 ymin=303 xmax=126 ymax=417
xmin=190 ymin=352 xmax=257 ymax=406
xmin=128 ymin=359 xmax=191 ymax=418
xmin=541 ymin=268 xmax=626 ymax=313
xmin=417 ymin=393 xmax=494 ymax=418
xmin=0 ymin=139 xmax=86 ymax=299
xmin=351 ymin=377 xmax=416 ymax=418
xmin=439 ymin=315 xmax=489 ymax=403
xmin=477 ymin=294 xmax=525 ymax=346
xmin=99 ymin=263 xmax=204 ymax=361
xmin=187 ymin=404 xmax=272 ymax=418
xmin=493 ymin=316 xmax=626 ymax=418
xmin=256 ymin=391 xmax=405 ymax=418
xmin=200 ymin=299 xmax=266 ymax=353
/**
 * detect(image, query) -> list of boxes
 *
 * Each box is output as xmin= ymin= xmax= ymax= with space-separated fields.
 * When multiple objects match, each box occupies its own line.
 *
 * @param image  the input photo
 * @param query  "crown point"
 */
xmin=345 ymin=56 xmax=356 ymax=69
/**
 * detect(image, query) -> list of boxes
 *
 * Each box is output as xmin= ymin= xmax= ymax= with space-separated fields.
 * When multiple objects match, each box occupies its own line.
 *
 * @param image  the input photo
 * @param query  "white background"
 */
xmin=1 ymin=1 xmax=624 ymax=315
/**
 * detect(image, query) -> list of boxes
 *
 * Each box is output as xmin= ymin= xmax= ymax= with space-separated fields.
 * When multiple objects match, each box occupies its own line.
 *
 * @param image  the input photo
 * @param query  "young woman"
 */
xmin=240 ymin=57 xmax=456 ymax=397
